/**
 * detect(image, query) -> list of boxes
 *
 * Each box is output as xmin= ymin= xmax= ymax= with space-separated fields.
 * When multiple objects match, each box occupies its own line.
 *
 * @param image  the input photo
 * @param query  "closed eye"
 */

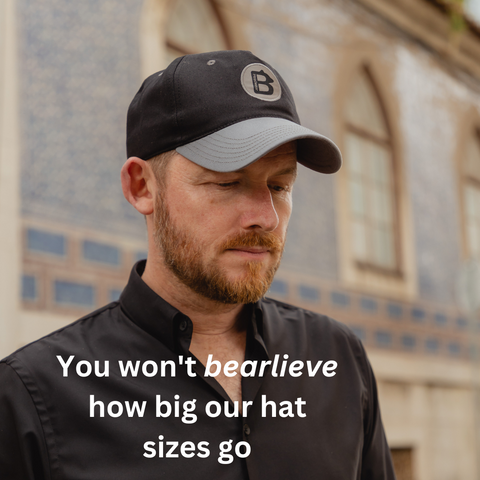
xmin=216 ymin=182 xmax=239 ymax=188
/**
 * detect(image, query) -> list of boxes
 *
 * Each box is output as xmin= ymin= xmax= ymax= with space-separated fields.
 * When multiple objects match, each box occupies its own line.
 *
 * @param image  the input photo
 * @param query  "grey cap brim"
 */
xmin=176 ymin=117 xmax=342 ymax=173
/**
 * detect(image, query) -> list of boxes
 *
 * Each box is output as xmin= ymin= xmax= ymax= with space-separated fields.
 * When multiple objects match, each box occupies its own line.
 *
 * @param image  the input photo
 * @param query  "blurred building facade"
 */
xmin=2 ymin=0 xmax=480 ymax=478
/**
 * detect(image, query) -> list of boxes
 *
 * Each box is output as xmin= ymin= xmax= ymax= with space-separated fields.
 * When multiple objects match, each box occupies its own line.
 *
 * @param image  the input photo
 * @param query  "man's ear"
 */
xmin=121 ymin=157 xmax=155 ymax=215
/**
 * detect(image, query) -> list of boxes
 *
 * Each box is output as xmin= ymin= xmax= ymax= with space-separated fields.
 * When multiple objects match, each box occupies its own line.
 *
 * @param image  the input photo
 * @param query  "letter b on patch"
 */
xmin=241 ymin=63 xmax=282 ymax=102
xmin=251 ymin=70 xmax=274 ymax=95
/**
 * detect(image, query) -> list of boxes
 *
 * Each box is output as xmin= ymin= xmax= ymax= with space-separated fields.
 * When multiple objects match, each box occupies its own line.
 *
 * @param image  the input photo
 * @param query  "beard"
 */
xmin=153 ymin=192 xmax=285 ymax=304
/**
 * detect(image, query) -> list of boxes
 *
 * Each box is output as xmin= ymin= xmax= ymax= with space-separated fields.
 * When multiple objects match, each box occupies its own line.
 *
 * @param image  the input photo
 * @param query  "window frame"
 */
xmin=343 ymin=69 xmax=403 ymax=276
xmin=334 ymin=50 xmax=416 ymax=300
xmin=165 ymin=0 xmax=232 ymax=57
xmin=457 ymin=114 xmax=480 ymax=261
xmin=139 ymin=0 xmax=233 ymax=78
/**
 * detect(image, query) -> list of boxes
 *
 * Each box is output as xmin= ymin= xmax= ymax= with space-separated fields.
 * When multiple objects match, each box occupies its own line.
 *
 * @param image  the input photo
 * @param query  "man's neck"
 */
xmin=141 ymin=255 xmax=245 ymax=336
xmin=142 ymin=257 xmax=248 ymax=404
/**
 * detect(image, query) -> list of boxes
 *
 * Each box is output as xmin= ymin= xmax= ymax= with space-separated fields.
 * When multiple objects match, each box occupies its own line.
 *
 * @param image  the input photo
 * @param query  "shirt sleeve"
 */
xmin=0 ymin=362 xmax=50 ymax=480
xmin=360 ymin=354 xmax=397 ymax=480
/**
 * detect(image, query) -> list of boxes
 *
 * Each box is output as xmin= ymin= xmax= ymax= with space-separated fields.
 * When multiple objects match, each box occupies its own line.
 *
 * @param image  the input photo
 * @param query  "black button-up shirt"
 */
xmin=0 ymin=262 xmax=396 ymax=479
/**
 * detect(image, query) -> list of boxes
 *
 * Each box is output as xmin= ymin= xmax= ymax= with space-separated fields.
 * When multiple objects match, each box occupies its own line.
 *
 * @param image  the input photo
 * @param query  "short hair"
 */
xmin=148 ymin=150 xmax=177 ymax=187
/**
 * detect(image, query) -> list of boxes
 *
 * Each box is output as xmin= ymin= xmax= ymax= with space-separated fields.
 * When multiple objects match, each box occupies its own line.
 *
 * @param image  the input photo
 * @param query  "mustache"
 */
xmin=220 ymin=231 xmax=284 ymax=253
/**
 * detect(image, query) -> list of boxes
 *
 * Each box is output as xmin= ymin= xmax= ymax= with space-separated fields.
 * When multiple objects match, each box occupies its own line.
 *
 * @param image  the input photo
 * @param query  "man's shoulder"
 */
xmin=259 ymin=296 xmax=371 ymax=381
xmin=1 ymin=301 xmax=121 ymax=368
xmin=260 ymin=296 xmax=358 ymax=340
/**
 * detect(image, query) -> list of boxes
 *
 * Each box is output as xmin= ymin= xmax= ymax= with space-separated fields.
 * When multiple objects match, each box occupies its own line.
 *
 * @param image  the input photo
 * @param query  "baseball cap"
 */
xmin=126 ymin=50 xmax=342 ymax=174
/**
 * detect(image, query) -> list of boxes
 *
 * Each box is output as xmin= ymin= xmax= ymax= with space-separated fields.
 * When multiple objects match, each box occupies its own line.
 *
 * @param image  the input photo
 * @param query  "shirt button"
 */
xmin=243 ymin=424 xmax=251 ymax=436
xmin=179 ymin=320 xmax=188 ymax=331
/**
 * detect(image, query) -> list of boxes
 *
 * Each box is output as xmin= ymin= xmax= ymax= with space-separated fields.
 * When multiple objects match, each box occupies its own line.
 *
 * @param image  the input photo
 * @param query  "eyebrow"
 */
xmin=231 ymin=165 xmax=298 ymax=178
xmin=271 ymin=166 xmax=298 ymax=179
xmin=198 ymin=164 xmax=298 ymax=181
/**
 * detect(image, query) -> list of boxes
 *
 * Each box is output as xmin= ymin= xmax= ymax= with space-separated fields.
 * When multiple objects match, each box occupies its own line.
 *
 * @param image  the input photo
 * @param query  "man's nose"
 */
xmin=240 ymin=185 xmax=280 ymax=232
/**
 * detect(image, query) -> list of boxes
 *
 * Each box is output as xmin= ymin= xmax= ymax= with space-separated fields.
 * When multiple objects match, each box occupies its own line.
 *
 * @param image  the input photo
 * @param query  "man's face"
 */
xmin=153 ymin=142 xmax=297 ymax=304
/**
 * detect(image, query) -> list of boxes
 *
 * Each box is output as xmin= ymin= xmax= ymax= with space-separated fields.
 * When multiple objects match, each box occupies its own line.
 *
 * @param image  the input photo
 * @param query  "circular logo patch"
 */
xmin=241 ymin=63 xmax=282 ymax=102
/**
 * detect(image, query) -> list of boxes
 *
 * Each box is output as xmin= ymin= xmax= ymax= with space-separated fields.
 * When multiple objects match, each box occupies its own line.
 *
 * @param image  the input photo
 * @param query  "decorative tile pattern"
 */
xmin=448 ymin=342 xmax=461 ymax=356
xmin=350 ymin=326 xmax=366 ymax=341
xmin=401 ymin=334 xmax=416 ymax=350
xmin=434 ymin=313 xmax=447 ymax=327
xmin=456 ymin=317 xmax=468 ymax=330
xmin=27 ymin=228 xmax=66 ymax=256
xmin=375 ymin=330 xmax=392 ymax=348
xmin=135 ymin=251 xmax=148 ymax=263
xmin=298 ymin=284 xmax=319 ymax=301
xmin=18 ymin=0 xmax=146 ymax=237
xmin=54 ymin=280 xmax=95 ymax=307
xmin=22 ymin=275 xmax=37 ymax=301
xmin=109 ymin=288 xmax=123 ymax=302
xmin=83 ymin=240 xmax=120 ymax=266
xmin=411 ymin=308 xmax=426 ymax=322
xmin=425 ymin=338 xmax=439 ymax=353
xmin=269 ymin=279 xmax=288 ymax=296
xmin=387 ymin=303 xmax=403 ymax=320
xmin=331 ymin=291 xmax=350 ymax=307
xmin=360 ymin=297 xmax=377 ymax=313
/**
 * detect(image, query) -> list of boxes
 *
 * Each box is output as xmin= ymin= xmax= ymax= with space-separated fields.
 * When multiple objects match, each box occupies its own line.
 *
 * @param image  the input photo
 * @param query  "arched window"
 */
xmin=343 ymin=67 xmax=399 ymax=273
xmin=140 ymin=0 xmax=230 ymax=77
xmin=463 ymin=131 xmax=480 ymax=259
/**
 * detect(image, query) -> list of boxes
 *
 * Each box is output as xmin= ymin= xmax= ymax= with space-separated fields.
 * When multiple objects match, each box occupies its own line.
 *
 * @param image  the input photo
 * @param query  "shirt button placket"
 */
xmin=243 ymin=423 xmax=251 ymax=439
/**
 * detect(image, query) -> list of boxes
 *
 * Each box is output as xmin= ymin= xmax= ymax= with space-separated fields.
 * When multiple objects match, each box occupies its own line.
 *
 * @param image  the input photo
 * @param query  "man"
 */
xmin=0 ymin=50 xmax=396 ymax=479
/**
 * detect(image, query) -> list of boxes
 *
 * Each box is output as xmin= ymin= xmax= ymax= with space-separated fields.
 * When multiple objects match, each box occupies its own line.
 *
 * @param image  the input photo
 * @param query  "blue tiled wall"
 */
xmin=375 ymin=330 xmax=392 ymax=348
xmin=457 ymin=317 xmax=468 ymax=330
xmin=411 ymin=308 xmax=426 ymax=323
xmin=27 ymin=228 xmax=66 ymax=256
xmin=387 ymin=303 xmax=403 ymax=320
xmin=350 ymin=326 xmax=366 ymax=341
xmin=401 ymin=334 xmax=416 ymax=350
xmin=448 ymin=342 xmax=461 ymax=356
xmin=54 ymin=280 xmax=95 ymax=307
xmin=22 ymin=275 xmax=37 ymax=300
xmin=298 ymin=284 xmax=319 ymax=301
xmin=360 ymin=297 xmax=377 ymax=313
xmin=19 ymin=0 xmax=145 ymax=236
xmin=331 ymin=291 xmax=349 ymax=307
xmin=434 ymin=313 xmax=447 ymax=327
xmin=135 ymin=251 xmax=148 ymax=263
xmin=109 ymin=288 xmax=123 ymax=302
xmin=83 ymin=240 xmax=120 ymax=266
xmin=425 ymin=338 xmax=439 ymax=353
xmin=269 ymin=279 xmax=288 ymax=296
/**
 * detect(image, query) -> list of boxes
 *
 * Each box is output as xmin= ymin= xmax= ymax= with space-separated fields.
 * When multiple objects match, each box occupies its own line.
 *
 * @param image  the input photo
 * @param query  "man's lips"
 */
xmin=227 ymin=247 xmax=269 ymax=254
xmin=220 ymin=232 xmax=282 ymax=255
xmin=225 ymin=247 xmax=270 ymax=258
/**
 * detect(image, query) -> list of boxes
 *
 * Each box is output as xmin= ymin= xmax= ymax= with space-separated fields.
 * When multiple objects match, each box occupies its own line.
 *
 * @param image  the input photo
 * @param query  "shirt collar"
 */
xmin=119 ymin=261 xmax=188 ymax=353
xmin=119 ymin=261 xmax=267 ymax=356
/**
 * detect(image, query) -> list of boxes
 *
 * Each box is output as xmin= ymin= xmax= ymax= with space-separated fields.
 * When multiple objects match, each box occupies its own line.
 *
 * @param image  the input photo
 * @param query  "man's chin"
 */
xmin=222 ymin=262 xmax=271 ymax=283
xmin=221 ymin=253 xmax=278 ymax=272
xmin=185 ymin=263 xmax=275 ymax=305
xmin=218 ymin=266 xmax=276 ymax=303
